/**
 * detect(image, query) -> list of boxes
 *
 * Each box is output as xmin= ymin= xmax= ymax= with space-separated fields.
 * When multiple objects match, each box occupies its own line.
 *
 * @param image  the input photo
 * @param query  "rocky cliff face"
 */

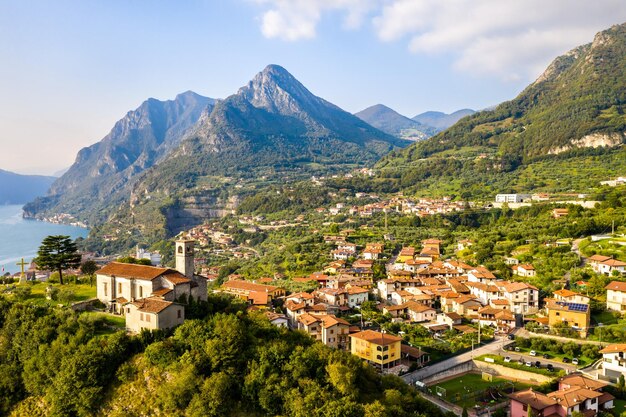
xmin=25 ymin=91 xmax=215 ymax=224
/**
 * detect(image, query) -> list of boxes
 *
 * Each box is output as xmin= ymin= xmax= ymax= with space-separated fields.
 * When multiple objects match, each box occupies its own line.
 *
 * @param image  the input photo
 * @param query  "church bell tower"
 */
xmin=175 ymin=239 xmax=195 ymax=279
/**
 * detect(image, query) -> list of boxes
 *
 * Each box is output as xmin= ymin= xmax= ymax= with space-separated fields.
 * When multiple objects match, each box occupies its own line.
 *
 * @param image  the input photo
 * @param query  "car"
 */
xmin=547 ymin=364 xmax=554 ymax=372
xmin=572 ymin=358 xmax=579 ymax=365
xmin=525 ymin=361 xmax=532 ymax=367
xmin=514 ymin=347 xmax=520 ymax=352
xmin=529 ymin=350 xmax=537 ymax=356
xmin=535 ymin=361 xmax=541 ymax=368
xmin=543 ymin=353 xmax=550 ymax=359
xmin=504 ymin=356 xmax=511 ymax=362
xmin=563 ymin=357 xmax=570 ymax=363
xmin=508 ymin=334 xmax=515 ymax=340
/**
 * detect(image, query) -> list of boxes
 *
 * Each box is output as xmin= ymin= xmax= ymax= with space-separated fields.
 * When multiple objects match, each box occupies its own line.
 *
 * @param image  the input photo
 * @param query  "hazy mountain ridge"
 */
xmin=412 ymin=109 xmax=476 ymax=132
xmin=0 ymin=169 xmax=56 ymax=205
xmin=355 ymin=104 xmax=435 ymax=141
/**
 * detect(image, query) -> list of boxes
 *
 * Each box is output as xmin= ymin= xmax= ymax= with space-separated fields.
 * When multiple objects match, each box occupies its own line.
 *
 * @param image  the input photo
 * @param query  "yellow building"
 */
xmin=546 ymin=300 xmax=590 ymax=337
xmin=350 ymin=330 xmax=402 ymax=369
xmin=397 ymin=247 xmax=416 ymax=263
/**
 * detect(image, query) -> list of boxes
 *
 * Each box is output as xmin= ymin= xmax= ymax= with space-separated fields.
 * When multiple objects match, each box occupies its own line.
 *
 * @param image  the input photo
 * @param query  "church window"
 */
xmin=178 ymin=246 xmax=183 ymax=254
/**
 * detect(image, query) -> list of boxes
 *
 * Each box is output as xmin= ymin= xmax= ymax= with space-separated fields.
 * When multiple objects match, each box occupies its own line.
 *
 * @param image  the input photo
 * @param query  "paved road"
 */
xmin=499 ymin=351 xmax=577 ymax=373
xmin=401 ymin=337 xmax=513 ymax=384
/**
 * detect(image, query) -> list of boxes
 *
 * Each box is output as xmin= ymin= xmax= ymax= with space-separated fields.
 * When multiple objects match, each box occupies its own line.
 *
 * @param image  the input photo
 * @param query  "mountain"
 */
xmin=377 ymin=23 xmax=626 ymax=198
xmin=412 ymin=109 xmax=475 ymax=132
xmin=26 ymin=65 xmax=406 ymax=242
xmin=24 ymin=91 xmax=216 ymax=223
xmin=0 ymin=169 xmax=55 ymax=204
xmin=354 ymin=104 xmax=435 ymax=140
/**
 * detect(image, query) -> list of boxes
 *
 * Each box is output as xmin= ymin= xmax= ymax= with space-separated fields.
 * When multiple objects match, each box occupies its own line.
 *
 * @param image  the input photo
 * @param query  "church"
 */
xmin=96 ymin=239 xmax=207 ymax=333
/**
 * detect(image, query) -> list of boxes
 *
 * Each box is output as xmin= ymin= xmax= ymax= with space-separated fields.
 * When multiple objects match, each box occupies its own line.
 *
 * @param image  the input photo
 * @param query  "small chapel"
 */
xmin=96 ymin=239 xmax=207 ymax=333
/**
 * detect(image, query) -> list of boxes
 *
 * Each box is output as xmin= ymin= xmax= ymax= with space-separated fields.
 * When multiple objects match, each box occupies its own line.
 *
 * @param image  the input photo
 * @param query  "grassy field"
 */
xmin=4 ymin=281 xmax=97 ymax=306
xmin=428 ymin=373 xmax=530 ymax=409
xmin=592 ymin=311 xmax=621 ymax=326
xmin=80 ymin=311 xmax=126 ymax=335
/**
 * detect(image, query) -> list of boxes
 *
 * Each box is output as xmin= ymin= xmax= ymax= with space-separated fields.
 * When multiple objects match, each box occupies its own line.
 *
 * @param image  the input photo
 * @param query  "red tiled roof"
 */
xmin=97 ymin=262 xmax=171 ymax=281
xmin=131 ymin=297 xmax=176 ymax=313
xmin=350 ymin=330 xmax=402 ymax=345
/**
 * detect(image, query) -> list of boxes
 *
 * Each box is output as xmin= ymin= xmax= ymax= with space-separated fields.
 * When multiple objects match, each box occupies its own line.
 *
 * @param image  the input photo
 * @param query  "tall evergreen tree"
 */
xmin=34 ymin=235 xmax=81 ymax=285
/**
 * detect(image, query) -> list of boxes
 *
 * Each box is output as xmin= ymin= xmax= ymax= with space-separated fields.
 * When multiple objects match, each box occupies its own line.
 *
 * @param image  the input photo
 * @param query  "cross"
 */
xmin=16 ymin=258 xmax=28 ymax=284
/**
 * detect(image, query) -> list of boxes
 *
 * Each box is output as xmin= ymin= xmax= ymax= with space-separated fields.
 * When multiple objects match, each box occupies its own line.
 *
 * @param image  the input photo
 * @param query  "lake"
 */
xmin=0 ymin=205 xmax=89 ymax=274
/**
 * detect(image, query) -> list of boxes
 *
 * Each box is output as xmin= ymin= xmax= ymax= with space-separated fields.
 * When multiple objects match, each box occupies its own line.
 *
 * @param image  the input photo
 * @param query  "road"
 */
xmin=401 ymin=337 xmax=513 ymax=384
xmin=500 ymin=350 xmax=577 ymax=373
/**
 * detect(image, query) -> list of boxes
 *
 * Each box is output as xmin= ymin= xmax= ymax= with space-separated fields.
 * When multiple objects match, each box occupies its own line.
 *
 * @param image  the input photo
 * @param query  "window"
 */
xmin=377 ymin=346 xmax=383 ymax=351
xmin=330 ymin=329 xmax=334 ymax=334
xmin=140 ymin=313 xmax=144 ymax=321
xmin=118 ymin=283 xmax=122 ymax=294
xmin=139 ymin=287 xmax=143 ymax=298
xmin=103 ymin=283 xmax=108 ymax=297
xmin=177 ymin=309 xmax=181 ymax=319
xmin=556 ymin=312 xmax=560 ymax=316
xmin=146 ymin=315 xmax=151 ymax=323
xmin=591 ymin=399 xmax=597 ymax=404
xmin=178 ymin=246 xmax=183 ymax=254
xmin=522 ymin=405 xmax=527 ymax=411
xmin=127 ymin=308 xmax=130 ymax=314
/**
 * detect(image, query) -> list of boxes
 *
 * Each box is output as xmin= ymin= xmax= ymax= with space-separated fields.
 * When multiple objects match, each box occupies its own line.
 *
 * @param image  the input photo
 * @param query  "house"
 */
xmin=297 ymin=313 xmax=350 ymax=349
xmin=451 ymin=295 xmax=482 ymax=316
xmin=498 ymin=282 xmax=539 ymax=313
xmin=457 ymin=239 xmax=473 ymax=251
xmin=467 ymin=266 xmax=497 ymax=283
xmin=332 ymin=249 xmax=352 ymax=261
xmin=397 ymin=247 xmax=415 ymax=263
xmin=406 ymin=302 xmax=436 ymax=322
xmin=346 ymin=286 xmax=369 ymax=308
xmin=350 ymin=330 xmax=402 ymax=369
xmin=546 ymin=300 xmax=591 ymax=337
xmin=600 ymin=344 xmax=626 ymax=382
xmin=265 ymin=311 xmax=289 ymax=328
xmin=589 ymin=255 xmax=626 ymax=276
xmin=552 ymin=208 xmax=569 ymax=218
xmin=314 ymin=287 xmax=348 ymax=306
xmin=495 ymin=194 xmax=531 ymax=203
xmin=512 ymin=264 xmax=536 ymax=277
xmin=509 ymin=374 xmax=614 ymax=417
xmin=553 ymin=289 xmax=590 ymax=305
xmin=221 ymin=280 xmax=286 ymax=305
xmin=124 ymin=297 xmax=184 ymax=333
xmin=436 ymin=312 xmax=463 ymax=329
xmin=605 ymin=281 xmax=626 ymax=312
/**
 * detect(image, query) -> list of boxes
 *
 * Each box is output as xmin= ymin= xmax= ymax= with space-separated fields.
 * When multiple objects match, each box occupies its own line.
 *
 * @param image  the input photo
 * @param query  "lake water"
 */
xmin=0 ymin=205 xmax=89 ymax=274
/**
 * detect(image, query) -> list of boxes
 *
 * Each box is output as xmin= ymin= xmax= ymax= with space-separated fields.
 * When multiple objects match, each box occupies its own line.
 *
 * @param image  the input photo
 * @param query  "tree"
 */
xmin=461 ymin=407 xmax=468 ymax=417
xmin=80 ymin=260 xmax=98 ymax=286
xmin=34 ymin=235 xmax=81 ymax=285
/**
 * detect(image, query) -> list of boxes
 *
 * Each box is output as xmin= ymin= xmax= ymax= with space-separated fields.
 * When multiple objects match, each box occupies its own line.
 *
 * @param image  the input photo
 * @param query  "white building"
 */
xmin=600 ymin=344 xmax=626 ymax=382
xmin=495 ymin=194 xmax=532 ymax=203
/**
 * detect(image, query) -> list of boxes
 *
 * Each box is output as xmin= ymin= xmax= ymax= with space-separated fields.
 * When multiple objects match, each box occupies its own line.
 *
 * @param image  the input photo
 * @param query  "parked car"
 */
xmin=504 ymin=356 xmax=511 ymax=362
xmin=547 ymin=364 xmax=554 ymax=372
xmin=535 ymin=361 xmax=541 ymax=368
xmin=514 ymin=347 xmax=520 ymax=352
xmin=563 ymin=357 xmax=570 ymax=363
xmin=572 ymin=358 xmax=579 ymax=365
xmin=525 ymin=361 xmax=532 ymax=367
xmin=543 ymin=353 xmax=550 ymax=359
xmin=530 ymin=350 xmax=537 ymax=356
xmin=508 ymin=334 xmax=515 ymax=340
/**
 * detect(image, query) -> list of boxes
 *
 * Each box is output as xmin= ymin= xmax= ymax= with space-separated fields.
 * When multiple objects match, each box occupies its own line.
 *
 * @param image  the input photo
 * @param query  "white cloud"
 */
xmin=375 ymin=0 xmax=626 ymax=80
xmin=254 ymin=0 xmax=626 ymax=80
xmin=255 ymin=0 xmax=377 ymax=41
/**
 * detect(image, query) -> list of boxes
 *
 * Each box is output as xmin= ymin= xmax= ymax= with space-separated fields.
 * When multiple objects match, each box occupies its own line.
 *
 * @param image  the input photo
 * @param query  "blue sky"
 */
xmin=1 ymin=0 xmax=625 ymax=175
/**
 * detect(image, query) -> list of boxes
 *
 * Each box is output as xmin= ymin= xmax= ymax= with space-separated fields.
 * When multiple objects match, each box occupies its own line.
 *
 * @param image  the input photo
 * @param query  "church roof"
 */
xmin=131 ymin=297 xmax=178 ymax=313
xmin=97 ymin=262 xmax=173 ymax=281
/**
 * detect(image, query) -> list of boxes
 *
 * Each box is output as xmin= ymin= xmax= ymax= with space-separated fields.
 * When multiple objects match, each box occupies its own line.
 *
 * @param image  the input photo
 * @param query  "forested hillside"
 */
xmin=377 ymin=23 xmax=626 ymax=198
xmin=0 ymin=295 xmax=445 ymax=417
